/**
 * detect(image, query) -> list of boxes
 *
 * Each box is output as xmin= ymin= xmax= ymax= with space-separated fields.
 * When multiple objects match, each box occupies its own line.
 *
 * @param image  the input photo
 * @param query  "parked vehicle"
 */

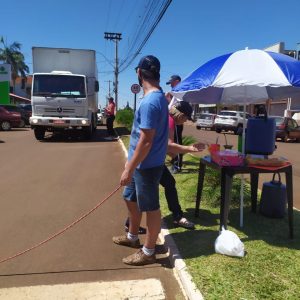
xmin=30 ymin=47 xmax=99 ymax=140
xmin=18 ymin=104 xmax=32 ymax=125
xmin=0 ymin=104 xmax=26 ymax=128
xmin=196 ymin=113 xmax=216 ymax=130
xmin=270 ymin=116 xmax=300 ymax=142
xmin=214 ymin=110 xmax=251 ymax=134
xmin=97 ymin=108 xmax=107 ymax=125
xmin=97 ymin=109 xmax=103 ymax=125
xmin=0 ymin=105 xmax=22 ymax=130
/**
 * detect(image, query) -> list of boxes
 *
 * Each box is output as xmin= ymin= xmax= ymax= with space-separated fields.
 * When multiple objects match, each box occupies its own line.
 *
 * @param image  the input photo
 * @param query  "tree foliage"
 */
xmin=0 ymin=37 xmax=29 ymax=87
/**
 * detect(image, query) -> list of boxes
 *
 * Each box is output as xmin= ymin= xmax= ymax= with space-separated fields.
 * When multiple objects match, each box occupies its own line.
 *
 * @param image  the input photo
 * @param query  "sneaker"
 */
xmin=112 ymin=235 xmax=141 ymax=248
xmin=170 ymin=166 xmax=181 ymax=174
xmin=122 ymin=249 xmax=156 ymax=266
xmin=174 ymin=217 xmax=195 ymax=230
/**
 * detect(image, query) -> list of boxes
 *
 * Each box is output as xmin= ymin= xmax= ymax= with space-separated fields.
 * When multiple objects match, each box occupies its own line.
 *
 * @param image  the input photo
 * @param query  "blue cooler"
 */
xmin=245 ymin=109 xmax=276 ymax=155
xmin=260 ymin=173 xmax=287 ymax=218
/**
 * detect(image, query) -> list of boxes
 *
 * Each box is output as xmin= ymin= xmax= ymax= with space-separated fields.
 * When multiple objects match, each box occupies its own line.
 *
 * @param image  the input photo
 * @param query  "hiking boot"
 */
xmin=122 ymin=249 xmax=156 ymax=266
xmin=112 ymin=235 xmax=141 ymax=248
xmin=174 ymin=217 xmax=195 ymax=230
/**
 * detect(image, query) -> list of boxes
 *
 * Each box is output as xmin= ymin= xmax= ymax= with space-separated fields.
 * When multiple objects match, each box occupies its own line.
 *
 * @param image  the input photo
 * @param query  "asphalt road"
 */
xmin=0 ymin=127 xmax=184 ymax=299
xmin=183 ymin=122 xmax=300 ymax=210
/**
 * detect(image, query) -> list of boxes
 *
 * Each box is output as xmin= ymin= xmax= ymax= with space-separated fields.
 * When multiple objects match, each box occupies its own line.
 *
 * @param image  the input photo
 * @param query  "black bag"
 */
xmin=260 ymin=173 xmax=287 ymax=218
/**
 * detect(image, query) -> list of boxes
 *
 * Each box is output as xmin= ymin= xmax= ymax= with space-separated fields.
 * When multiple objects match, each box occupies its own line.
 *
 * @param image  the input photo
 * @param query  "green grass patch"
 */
xmin=118 ymin=133 xmax=300 ymax=299
xmin=161 ymin=155 xmax=300 ymax=300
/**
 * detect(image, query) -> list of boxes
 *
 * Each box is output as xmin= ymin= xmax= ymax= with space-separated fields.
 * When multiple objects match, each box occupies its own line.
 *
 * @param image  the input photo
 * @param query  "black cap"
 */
xmin=135 ymin=55 xmax=160 ymax=73
xmin=166 ymin=75 xmax=181 ymax=85
xmin=174 ymin=101 xmax=193 ymax=120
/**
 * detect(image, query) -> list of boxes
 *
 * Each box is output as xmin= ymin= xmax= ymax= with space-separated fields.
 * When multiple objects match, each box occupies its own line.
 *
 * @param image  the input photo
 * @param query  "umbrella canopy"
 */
xmin=171 ymin=49 xmax=300 ymax=104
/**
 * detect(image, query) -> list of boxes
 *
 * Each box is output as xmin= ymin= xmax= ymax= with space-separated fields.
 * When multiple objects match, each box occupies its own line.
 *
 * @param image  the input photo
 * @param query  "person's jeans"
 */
xmin=172 ymin=124 xmax=183 ymax=170
xmin=160 ymin=165 xmax=183 ymax=221
xmin=106 ymin=115 xmax=115 ymax=136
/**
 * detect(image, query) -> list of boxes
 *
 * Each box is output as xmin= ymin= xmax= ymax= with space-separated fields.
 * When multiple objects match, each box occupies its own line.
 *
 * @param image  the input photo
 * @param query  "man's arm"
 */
xmin=168 ymin=121 xmax=205 ymax=155
xmin=120 ymin=128 xmax=155 ymax=186
xmin=168 ymin=142 xmax=206 ymax=156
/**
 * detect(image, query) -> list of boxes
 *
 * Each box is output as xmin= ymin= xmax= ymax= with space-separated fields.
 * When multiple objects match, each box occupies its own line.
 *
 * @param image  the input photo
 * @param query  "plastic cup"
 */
xmin=208 ymin=144 xmax=220 ymax=154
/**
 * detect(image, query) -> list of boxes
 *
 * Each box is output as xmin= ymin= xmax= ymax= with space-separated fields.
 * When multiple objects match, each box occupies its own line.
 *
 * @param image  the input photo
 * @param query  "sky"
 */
xmin=2 ymin=0 xmax=300 ymax=109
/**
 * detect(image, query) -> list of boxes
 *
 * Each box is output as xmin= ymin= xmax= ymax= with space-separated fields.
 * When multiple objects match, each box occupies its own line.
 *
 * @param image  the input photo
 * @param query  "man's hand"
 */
xmin=120 ymin=168 xmax=133 ymax=186
xmin=189 ymin=142 xmax=206 ymax=152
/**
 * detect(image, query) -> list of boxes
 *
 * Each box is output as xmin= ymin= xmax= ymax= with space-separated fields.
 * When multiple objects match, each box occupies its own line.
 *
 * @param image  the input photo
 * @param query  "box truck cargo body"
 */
xmin=30 ymin=47 xmax=99 ymax=140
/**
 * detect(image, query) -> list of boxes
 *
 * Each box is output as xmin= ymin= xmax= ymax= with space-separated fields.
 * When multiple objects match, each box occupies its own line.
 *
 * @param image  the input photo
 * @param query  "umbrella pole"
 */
xmin=240 ymin=102 xmax=247 ymax=227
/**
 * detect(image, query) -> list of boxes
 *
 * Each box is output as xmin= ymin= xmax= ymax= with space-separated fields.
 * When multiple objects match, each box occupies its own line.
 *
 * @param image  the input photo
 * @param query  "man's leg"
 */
xmin=113 ymin=177 xmax=141 ymax=249
xmin=160 ymin=165 xmax=183 ymax=221
xmin=109 ymin=116 xmax=115 ymax=136
xmin=122 ymin=166 xmax=163 ymax=265
xmin=160 ymin=165 xmax=195 ymax=229
xmin=126 ymin=201 xmax=142 ymax=235
xmin=144 ymin=209 xmax=161 ymax=249
xmin=107 ymin=116 xmax=113 ymax=135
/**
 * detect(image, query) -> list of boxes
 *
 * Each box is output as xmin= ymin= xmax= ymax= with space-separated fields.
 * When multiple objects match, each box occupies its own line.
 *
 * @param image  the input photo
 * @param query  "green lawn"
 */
xmin=118 ymin=131 xmax=300 ymax=300
xmin=161 ymin=154 xmax=300 ymax=300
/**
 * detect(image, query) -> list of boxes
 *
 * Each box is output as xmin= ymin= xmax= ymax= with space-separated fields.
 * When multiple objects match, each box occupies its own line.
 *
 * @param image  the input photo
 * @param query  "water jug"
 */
xmin=260 ymin=173 xmax=287 ymax=218
xmin=245 ymin=106 xmax=276 ymax=155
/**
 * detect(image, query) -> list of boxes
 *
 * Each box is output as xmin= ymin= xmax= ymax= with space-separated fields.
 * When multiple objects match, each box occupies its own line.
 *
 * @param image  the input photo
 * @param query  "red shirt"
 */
xmin=105 ymin=102 xmax=115 ymax=116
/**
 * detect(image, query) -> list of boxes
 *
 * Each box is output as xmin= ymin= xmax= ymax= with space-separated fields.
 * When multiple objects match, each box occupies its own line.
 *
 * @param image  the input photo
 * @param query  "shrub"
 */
xmin=182 ymin=135 xmax=197 ymax=145
xmin=115 ymin=108 xmax=134 ymax=131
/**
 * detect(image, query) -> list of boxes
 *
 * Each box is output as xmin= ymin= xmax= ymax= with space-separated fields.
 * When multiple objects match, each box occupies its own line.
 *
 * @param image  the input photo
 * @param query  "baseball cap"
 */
xmin=174 ymin=101 xmax=193 ymax=120
xmin=135 ymin=55 xmax=160 ymax=73
xmin=166 ymin=75 xmax=181 ymax=85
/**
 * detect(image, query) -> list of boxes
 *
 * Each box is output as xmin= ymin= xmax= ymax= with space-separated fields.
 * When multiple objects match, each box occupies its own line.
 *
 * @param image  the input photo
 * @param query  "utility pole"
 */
xmin=105 ymin=80 xmax=112 ymax=97
xmin=104 ymin=32 xmax=122 ymax=110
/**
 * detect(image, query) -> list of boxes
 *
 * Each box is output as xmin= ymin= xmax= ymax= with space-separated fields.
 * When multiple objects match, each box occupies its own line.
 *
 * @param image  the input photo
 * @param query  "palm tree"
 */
xmin=0 ymin=36 xmax=29 ymax=90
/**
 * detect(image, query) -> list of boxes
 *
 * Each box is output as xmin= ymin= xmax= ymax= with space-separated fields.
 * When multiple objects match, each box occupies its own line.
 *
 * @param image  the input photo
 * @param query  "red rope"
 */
xmin=0 ymin=185 xmax=122 ymax=264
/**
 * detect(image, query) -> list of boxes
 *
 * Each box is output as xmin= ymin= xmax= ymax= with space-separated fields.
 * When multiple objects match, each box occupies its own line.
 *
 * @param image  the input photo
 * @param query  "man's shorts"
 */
xmin=123 ymin=165 xmax=164 ymax=212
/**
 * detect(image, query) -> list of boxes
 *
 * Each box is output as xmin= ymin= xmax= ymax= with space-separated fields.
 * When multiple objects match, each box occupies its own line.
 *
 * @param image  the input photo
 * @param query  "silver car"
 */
xmin=196 ymin=113 xmax=216 ymax=130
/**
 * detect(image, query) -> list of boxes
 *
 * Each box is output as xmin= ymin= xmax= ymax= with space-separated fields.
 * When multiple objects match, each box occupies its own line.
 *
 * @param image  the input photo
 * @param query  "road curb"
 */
xmin=159 ymin=222 xmax=204 ymax=300
xmin=118 ymin=136 xmax=204 ymax=300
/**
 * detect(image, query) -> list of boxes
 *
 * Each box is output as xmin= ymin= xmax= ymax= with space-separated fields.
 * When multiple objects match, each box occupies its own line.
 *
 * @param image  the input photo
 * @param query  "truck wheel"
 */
xmin=196 ymin=126 xmax=201 ymax=130
xmin=83 ymin=123 xmax=93 ymax=140
xmin=1 ymin=121 xmax=11 ymax=131
xmin=34 ymin=128 xmax=45 ymax=140
xmin=215 ymin=128 xmax=222 ymax=133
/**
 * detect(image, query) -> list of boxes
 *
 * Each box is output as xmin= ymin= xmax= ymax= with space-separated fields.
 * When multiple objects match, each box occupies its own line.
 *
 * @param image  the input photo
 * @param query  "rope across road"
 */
xmin=0 ymin=185 xmax=122 ymax=265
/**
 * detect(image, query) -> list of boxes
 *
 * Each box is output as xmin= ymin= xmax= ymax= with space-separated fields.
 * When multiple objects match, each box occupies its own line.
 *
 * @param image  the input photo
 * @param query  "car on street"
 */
xmin=196 ymin=113 xmax=216 ymax=130
xmin=0 ymin=105 xmax=22 ymax=130
xmin=0 ymin=104 xmax=29 ymax=128
xmin=97 ymin=108 xmax=107 ymax=126
xmin=18 ymin=104 xmax=32 ymax=125
xmin=270 ymin=116 xmax=300 ymax=142
xmin=214 ymin=110 xmax=251 ymax=134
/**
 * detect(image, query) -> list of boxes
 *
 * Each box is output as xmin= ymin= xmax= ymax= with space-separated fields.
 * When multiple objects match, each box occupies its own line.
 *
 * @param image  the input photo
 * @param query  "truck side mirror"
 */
xmin=95 ymin=81 xmax=99 ymax=92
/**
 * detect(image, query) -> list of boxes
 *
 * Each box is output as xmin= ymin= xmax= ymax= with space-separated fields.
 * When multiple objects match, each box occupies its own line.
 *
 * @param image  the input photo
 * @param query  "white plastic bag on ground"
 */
xmin=214 ymin=227 xmax=245 ymax=257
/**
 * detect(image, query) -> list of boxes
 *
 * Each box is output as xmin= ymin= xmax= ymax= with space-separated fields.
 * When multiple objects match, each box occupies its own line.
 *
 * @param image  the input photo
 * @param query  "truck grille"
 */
xmin=44 ymin=108 xmax=75 ymax=113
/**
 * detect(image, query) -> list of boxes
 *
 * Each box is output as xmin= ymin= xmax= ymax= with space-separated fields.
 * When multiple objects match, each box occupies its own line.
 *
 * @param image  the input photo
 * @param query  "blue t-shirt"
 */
xmin=128 ymin=90 xmax=168 ymax=169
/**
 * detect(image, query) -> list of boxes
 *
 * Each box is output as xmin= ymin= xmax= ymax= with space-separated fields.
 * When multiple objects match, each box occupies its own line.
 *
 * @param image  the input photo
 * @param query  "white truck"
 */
xmin=30 ymin=47 xmax=99 ymax=140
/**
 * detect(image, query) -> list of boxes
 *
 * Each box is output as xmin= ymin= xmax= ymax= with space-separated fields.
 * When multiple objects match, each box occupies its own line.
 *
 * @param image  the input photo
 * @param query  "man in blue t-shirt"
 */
xmin=113 ymin=55 xmax=169 ymax=266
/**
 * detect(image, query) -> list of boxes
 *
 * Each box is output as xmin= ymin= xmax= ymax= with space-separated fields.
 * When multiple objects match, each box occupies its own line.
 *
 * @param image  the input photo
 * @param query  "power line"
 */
xmin=119 ymin=0 xmax=172 ymax=72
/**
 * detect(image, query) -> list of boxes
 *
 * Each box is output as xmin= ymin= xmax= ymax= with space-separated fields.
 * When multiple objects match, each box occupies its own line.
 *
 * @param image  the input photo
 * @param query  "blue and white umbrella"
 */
xmin=171 ymin=48 xmax=300 ymax=228
xmin=172 ymin=49 xmax=300 ymax=104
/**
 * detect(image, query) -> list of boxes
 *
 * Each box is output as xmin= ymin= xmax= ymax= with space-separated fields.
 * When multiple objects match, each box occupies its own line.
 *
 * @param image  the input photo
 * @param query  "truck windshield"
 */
xmin=33 ymin=75 xmax=86 ymax=97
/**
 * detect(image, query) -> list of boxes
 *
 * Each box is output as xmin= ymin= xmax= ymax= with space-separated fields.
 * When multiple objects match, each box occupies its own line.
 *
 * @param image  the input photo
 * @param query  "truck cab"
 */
xmin=30 ymin=47 xmax=99 ymax=140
